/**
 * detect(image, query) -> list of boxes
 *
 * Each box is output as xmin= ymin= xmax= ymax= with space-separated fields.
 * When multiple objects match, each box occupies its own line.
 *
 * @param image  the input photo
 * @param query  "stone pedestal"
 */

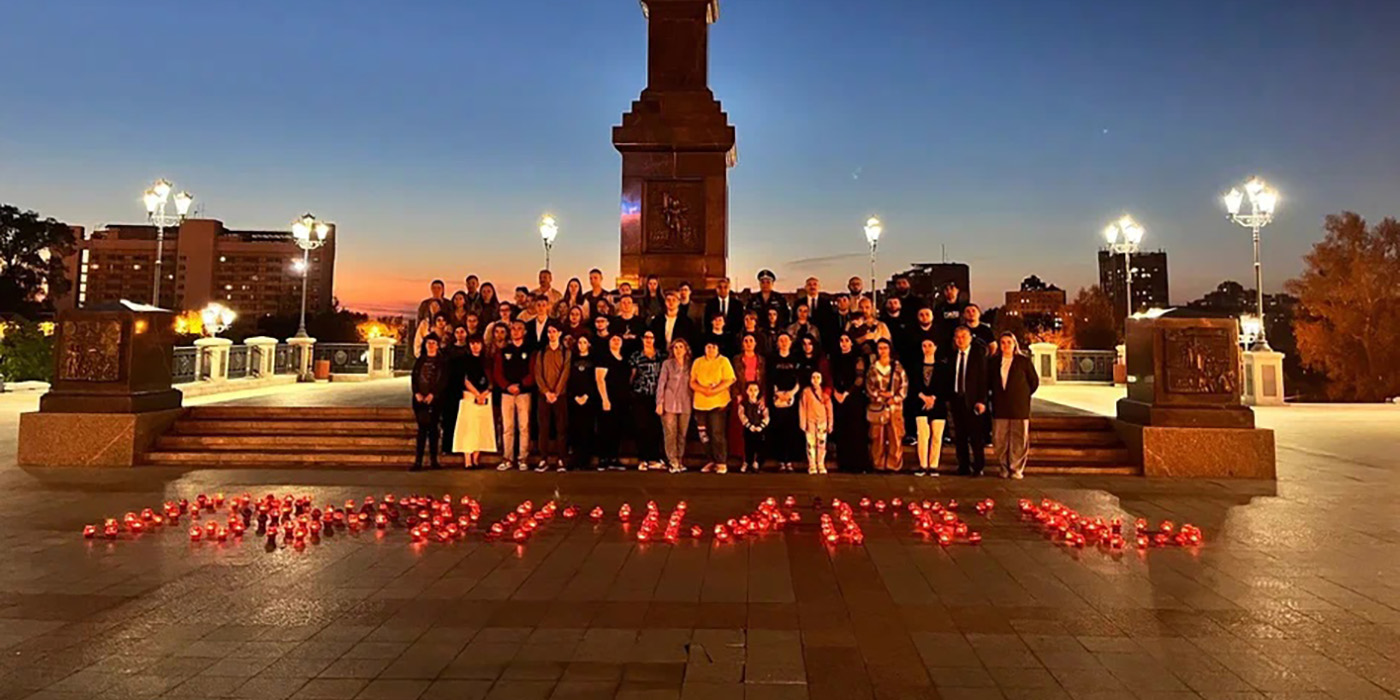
xmin=1029 ymin=342 xmax=1058 ymax=385
xmin=1115 ymin=310 xmax=1275 ymax=478
xmin=367 ymin=337 xmax=396 ymax=379
xmin=614 ymin=0 xmax=735 ymax=290
xmin=193 ymin=337 xmax=233 ymax=383
xmin=245 ymin=336 xmax=278 ymax=378
xmin=287 ymin=336 xmax=317 ymax=382
xmin=1113 ymin=343 xmax=1127 ymax=385
xmin=1242 ymin=348 xmax=1286 ymax=406
xmin=21 ymin=302 xmax=184 ymax=467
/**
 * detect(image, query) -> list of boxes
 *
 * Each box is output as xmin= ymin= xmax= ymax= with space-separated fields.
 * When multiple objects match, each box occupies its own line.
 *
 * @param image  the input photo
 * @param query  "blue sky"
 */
xmin=2 ymin=0 xmax=1397 ymax=313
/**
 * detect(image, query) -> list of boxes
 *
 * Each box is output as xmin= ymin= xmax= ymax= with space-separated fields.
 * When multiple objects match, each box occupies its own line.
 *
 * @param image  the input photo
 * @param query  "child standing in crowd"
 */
xmin=799 ymin=370 xmax=834 ymax=474
xmin=738 ymin=382 xmax=769 ymax=473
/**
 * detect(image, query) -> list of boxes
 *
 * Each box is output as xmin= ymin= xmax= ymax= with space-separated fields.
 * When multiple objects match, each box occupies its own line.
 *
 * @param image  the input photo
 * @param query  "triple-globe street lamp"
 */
xmin=539 ymin=214 xmax=559 ymax=271
xmin=1103 ymin=214 xmax=1146 ymax=323
xmin=1223 ymin=177 xmax=1280 ymax=350
xmin=863 ymin=216 xmax=883 ymax=305
xmin=141 ymin=179 xmax=194 ymax=306
xmin=291 ymin=213 xmax=331 ymax=340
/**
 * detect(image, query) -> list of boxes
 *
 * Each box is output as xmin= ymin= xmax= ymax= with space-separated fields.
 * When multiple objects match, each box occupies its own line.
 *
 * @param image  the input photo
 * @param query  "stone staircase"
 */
xmin=143 ymin=406 xmax=1139 ymax=474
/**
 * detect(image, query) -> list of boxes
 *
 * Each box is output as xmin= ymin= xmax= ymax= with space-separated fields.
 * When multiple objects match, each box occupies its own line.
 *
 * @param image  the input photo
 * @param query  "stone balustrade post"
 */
xmin=1242 ymin=349 xmax=1287 ymax=406
xmin=1029 ymin=342 xmax=1058 ymax=385
xmin=244 ymin=336 xmax=277 ymax=378
xmin=286 ymin=336 xmax=317 ymax=382
xmin=367 ymin=337 xmax=396 ymax=379
xmin=193 ymin=337 xmax=233 ymax=383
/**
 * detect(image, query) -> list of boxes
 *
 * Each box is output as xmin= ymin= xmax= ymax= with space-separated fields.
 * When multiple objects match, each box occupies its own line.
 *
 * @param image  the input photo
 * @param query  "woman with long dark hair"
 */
xmin=907 ymin=337 xmax=950 ymax=477
xmin=656 ymin=338 xmax=693 ymax=473
xmin=448 ymin=291 xmax=471 ymax=328
xmin=410 ymin=334 xmax=447 ymax=471
xmin=440 ymin=325 xmax=472 ymax=454
xmin=452 ymin=334 xmax=496 ymax=468
xmin=566 ymin=335 xmax=598 ymax=471
xmin=767 ymin=333 xmax=805 ymax=472
xmin=478 ymin=283 xmax=500 ymax=324
xmin=639 ymin=274 xmax=665 ymax=323
xmin=629 ymin=330 xmax=666 ymax=470
xmin=830 ymin=333 xmax=870 ymax=473
xmin=564 ymin=305 xmax=589 ymax=350
xmin=866 ymin=338 xmax=908 ymax=472
xmin=562 ymin=277 xmax=585 ymax=313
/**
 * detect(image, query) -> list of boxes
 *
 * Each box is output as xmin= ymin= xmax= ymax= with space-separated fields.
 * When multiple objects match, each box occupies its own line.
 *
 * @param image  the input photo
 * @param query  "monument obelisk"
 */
xmin=614 ymin=0 xmax=736 ymax=290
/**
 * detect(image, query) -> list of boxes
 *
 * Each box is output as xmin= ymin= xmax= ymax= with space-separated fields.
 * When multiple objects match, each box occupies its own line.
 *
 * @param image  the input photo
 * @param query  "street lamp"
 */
xmin=863 ymin=216 xmax=882 ymax=304
xmin=141 ymin=178 xmax=194 ymax=306
xmin=290 ymin=213 xmax=331 ymax=339
xmin=1224 ymin=176 xmax=1279 ymax=350
xmin=539 ymin=214 xmax=559 ymax=271
xmin=1103 ymin=214 xmax=1146 ymax=322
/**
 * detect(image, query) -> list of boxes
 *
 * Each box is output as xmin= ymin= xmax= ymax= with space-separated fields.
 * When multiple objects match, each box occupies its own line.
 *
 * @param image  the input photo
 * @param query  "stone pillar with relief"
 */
xmin=19 ymin=303 xmax=184 ymax=466
xmin=1028 ymin=342 xmax=1058 ymax=385
xmin=1241 ymin=348 xmax=1286 ymax=406
xmin=614 ymin=0 xmax=735 ymax=291
xmin=1115 ymin=310 xmax=1275 ymax=478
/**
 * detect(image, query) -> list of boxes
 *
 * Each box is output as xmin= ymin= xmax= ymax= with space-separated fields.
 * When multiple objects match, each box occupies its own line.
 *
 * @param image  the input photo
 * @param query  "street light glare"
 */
xmin=539 ymin=214 xmax=559 ymax=243
xmin=1256 ymin=189 xmax=1279 ymax=215
xmin=142 ymin=190 xmax=161 ymax=214
xmin=1224 ymin=188 xmax=1244 ymax=216
xmin=1244 ymin=177 xmax=1265 ymax=197
xmin=152 ymin=179 xmax=172 ymax=200
xmin=1103 ymin=224 xmax=1119 ymax=244
xmin=863 ymin=216 xmax=882 ymax=244
xmin=314 ymin=222 xmax=331 ymax=240
xmin=173 ymin=191 xmax=194 ymax=216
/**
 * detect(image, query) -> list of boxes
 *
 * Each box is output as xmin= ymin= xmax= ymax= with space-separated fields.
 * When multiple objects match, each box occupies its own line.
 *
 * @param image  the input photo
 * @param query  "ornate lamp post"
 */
xmin=290 ymin=213 xmax=331 ymax=340
xmin=1102 ymin=214 xmax=1146 ymax=322
xmin=1223 ymin=177 xmax=1279 ymax=350
xmin=539 ymin=214 xmax=559 ymax=271
xmin=141 ymin=179 xmax=194 ymax=306
xmin=863 ymin=216 xmax=882 ymax=305
xmin=200 ymin=303 xmax=236 ymax=337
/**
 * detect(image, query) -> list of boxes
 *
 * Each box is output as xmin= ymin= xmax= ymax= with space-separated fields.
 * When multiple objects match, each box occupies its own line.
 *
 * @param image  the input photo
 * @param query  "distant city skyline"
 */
xmin=3 ymin=0 xmax=1397 ymax=316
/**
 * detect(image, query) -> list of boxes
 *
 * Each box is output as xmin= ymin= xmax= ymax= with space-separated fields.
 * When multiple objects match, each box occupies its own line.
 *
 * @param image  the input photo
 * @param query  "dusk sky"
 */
xmin=2 ymin=0 xmax=1397 ymax=315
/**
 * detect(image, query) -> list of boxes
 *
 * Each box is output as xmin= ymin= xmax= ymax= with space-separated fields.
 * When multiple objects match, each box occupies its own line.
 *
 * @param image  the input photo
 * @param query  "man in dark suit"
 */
xmin=521 ymin=295 xmax=553 ymax=352
xmin=704 ymin=276 xmax=745 ymax=332
xmin=649 ymin=289 xmax=696 ymax=351
xmin=792 ymin=277 xmax=831 ymax=330
xmin=947 ymin=325 xmax=990 ymax=476
xmin=987 ymin=332 xmax=1040 ymax=479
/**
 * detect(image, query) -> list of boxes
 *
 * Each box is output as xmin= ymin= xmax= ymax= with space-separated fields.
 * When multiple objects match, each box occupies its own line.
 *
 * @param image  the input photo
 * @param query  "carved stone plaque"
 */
xmin=1163 ymin=327 xmax=1237 ymax=395
xmin=644 ymin=180 xmax=705 ymax=253
xmin=58 ymin=319 xmax=123 ymax=382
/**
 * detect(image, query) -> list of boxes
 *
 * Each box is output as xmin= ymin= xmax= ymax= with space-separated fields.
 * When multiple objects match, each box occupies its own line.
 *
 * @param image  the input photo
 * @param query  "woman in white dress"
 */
xmin=453 ymin=335 xmax=497 ymax=467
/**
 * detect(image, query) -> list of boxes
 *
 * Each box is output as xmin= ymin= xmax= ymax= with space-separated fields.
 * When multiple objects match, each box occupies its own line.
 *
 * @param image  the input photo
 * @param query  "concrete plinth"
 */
xmin=193 ymin=337 xmax=233 ymax=382
xmin=286 ymin=336 xmax=317 ymax=382
xmin=1243 ymin=348 xmax=1286 ymax=406
xmin=1029 ymin=342 xmax=1058 ymax=385
xmin=1116 ymin=422 xmax=1276 ymax=479
xmin=245 ymin=336 xmax=278 ymax=378
xmin=18 ymin=409 xmax=183 ymax=467
xmin=367 ymin=337 xmax=396 ymax=379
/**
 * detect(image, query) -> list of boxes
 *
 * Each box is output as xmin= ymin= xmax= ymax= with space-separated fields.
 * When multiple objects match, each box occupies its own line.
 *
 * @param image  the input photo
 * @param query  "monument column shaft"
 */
xmin=646 ymin=3 xmax=709 ymax=91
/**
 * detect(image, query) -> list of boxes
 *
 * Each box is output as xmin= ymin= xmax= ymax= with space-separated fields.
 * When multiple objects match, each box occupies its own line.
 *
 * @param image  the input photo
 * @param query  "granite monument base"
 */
xmin=1115 ymin=421 xmax=1276 ymax=479
xmin=18 ymin=409 xmax=183 ymax=467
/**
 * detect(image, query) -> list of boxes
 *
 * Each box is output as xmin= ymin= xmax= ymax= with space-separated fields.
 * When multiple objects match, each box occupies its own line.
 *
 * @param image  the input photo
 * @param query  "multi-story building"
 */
xmin=1097 ymin=249 xmax=1168 ymax=318
xmin=1002 ymin=281 xmax=1067 ymax=330
xmin=55 ymin=218 xmax=335 ymax=318
xmin=885 ymin=262 xmax=971 ymax=304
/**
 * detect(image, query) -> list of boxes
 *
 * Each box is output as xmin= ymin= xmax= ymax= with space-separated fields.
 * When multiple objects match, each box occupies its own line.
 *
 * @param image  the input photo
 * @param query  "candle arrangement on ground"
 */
xmin=710 ymin=496 xmax=802 ymax=544
xmin=1017 ymin=498 xmax=1203 ymax=550
xmin=904 ymin=497 xmax=990 ymax=546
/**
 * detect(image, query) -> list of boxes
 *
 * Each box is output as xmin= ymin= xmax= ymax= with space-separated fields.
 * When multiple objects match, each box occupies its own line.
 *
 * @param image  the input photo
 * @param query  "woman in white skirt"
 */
xmin=453 ymin=335 xmax=497 ymax=467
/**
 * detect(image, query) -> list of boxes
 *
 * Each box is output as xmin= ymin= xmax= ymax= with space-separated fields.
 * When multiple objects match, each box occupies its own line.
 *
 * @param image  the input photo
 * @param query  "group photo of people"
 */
xmin=409 ymin=267 xmax=1040 ymax=478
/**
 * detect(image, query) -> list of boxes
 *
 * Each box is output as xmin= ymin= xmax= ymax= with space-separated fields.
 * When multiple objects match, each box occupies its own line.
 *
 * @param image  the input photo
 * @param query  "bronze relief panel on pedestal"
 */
xmin=58 ymin=319 xmax=124 ymax=382
xmin=1162 ymin=327 xmax=1237 ymax=396
xmin=644 ymin=180 xmax=706 ymax=254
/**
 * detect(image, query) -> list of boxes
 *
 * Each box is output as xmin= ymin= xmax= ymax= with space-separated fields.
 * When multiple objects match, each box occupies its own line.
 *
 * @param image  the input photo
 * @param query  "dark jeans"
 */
xmin=567 ymin=399 xmax=595 ymax=470
xmin=949 ymin=401 xmax=987 ymax=475
xmin=631 ymin=393 xmax=664 ymax=462
xmin=537 ymin=396 xmax=568 ymax=463
xmin=597 ymin=393 xmax=628 ymax=465
xmin=769 ymin=404 xmax=804 ymax=463
xmin=413 ymin=402 xmax=440 ymax=468
xmin=696 ymin=406 xmax=729 ymax=465
xmin=440 ymin=396 xmax=461 ymax=453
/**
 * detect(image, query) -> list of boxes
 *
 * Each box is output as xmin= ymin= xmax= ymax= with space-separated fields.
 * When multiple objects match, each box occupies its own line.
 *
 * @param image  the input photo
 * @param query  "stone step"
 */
xmin=140 ymin=450 xmax=1137 ymax=474
xmin=185 ymin=406 xmax=413 ymax=420
xmin=170 ymin=420 xmax=417 ymax=435
xmin=156 ymin=435 xmax=416 ymax=450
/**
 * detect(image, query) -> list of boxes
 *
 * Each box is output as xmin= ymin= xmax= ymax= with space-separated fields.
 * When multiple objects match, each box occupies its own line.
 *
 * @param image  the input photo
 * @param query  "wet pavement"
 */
xmin=0 ymin=385 xmax=1397 ymax=699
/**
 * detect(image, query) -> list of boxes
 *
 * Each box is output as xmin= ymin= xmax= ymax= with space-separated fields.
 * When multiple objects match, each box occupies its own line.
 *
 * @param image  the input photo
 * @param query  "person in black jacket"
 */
xmin=906 ymin=338 xmax=950 ymax=477
xmin=988 ymin=332 xmax=1040 ymax=479
xmin=649 ymin=290 xmax=696 ymax=351
xmin=703 ymin=277 xmax=745 ymax=332
xmin=947 ymin=325 xmax=990 ymax=476
xmin=565 ymin=335 xmax=599 ymax=471
xmin=410 ymin=333 xmax=447 ymax=471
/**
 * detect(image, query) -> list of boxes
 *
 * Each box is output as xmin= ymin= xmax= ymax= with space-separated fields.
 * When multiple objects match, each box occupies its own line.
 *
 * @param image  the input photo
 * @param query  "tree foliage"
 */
xmin=0 ymin=320 xmax=54 ymax=382
xmin=1063 ymin=285 xmax=1118 ymax=350
xmin=1285 ymin=212 xmax=1400 ymax=402
xmin=0 ymin=205 xmax=78 ymax=316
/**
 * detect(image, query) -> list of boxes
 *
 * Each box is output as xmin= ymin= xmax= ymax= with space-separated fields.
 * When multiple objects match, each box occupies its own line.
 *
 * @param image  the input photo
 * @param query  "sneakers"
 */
xmin=701 ymin=463 xmax=715 ymax=473
xmin=534 ymin=463 xmax=549 ymax=473
xmin=817 ymin=466 xmax=828 ymax=475
xmin=637 ymin=462 xmax=648 ymax=472
xmin=807 ymin=466 xmax=818 ymax=475
xmin=668 ymin=463 xmax=684 ymax=474
xmin=715 ymin=463 xmax=728 ymax=474
xmin=914 ymin=470 xmax=926 ymax=477
xmin=1011 ymin=470 xmax=1024 ymax=480
xmin=517 ymin=461 xmax=528 ymax=471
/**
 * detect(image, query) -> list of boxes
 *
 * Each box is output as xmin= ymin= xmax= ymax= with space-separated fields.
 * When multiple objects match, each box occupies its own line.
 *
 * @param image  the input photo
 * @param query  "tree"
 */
xmin=0 ymin=320 xmax=54 ymax=382
xmin=1285 ymin=212 xmax=1400 ymax=402
xmin=1063 ymin=285 xmax=1118 ymax=350
xmin=0 ymin=205 xmax=78 ymax=316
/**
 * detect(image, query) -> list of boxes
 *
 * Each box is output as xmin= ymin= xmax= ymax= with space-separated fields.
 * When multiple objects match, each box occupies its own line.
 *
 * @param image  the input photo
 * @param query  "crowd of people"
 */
xmin=409 ymin=268 xmax=1040 ymax=477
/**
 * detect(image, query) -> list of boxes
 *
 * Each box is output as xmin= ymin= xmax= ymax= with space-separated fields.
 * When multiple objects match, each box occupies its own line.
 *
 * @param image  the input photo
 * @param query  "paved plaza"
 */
xmin=0 ymin=383 xmax=1397 ymax=699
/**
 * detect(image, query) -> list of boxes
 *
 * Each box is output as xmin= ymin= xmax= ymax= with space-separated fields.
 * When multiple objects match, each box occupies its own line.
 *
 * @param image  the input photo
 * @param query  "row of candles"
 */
xmin=80 ymin=491 xmax=1203 ymax=553
xmin=1017 ymin=498 xmax=1204 ymax=549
